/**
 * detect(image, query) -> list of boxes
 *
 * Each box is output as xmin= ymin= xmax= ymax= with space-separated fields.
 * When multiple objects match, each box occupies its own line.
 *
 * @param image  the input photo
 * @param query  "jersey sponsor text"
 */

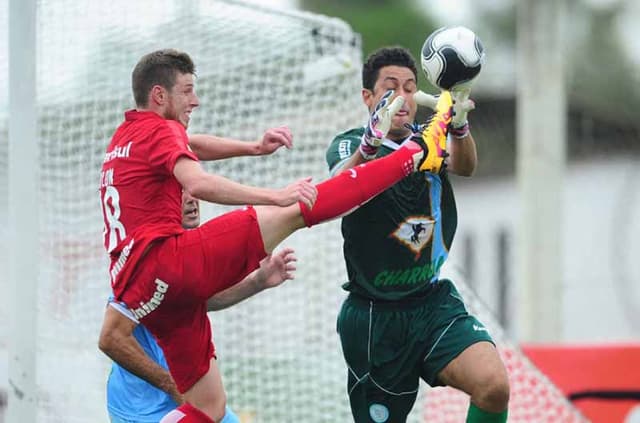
xmin=372 ymin=256 xmax=445 ymax=287
xmin=110 ymin=238 xmax=134 ymax=284
xmin=132 ymin=278 xmax=169 ymax=320
xmin=104 ymin=141 xmax=133 ymax=163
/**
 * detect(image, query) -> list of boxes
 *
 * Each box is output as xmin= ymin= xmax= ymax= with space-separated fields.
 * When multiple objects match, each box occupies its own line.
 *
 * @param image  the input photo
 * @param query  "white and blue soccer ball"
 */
xmin=420 ymin=26 xmax=485 ymax=90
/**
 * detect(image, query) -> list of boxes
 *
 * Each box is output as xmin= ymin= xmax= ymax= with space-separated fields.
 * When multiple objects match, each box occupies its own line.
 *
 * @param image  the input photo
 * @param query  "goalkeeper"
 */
xmin=106 ymin=191 xmax=297 ymax=423
xmin=325 ymin=46 xmax=510 ymax=423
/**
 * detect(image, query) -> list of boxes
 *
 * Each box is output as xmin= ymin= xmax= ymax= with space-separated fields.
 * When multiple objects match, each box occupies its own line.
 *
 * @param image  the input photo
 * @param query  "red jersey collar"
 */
xmin=124 ymin=109 xmax=164 ymax=122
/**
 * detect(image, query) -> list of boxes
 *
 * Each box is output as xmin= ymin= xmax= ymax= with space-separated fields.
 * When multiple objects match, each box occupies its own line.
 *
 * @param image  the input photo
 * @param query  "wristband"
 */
xmin=450 ymin=122 xmax=469 ymax=139
xmin=359 ymin=142 xmax=378 ymax=160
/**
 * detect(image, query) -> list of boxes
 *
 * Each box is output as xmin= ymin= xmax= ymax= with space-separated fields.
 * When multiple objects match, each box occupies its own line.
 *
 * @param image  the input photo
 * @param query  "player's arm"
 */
xmin=332 ymin=91 xmax=405 ymax=175
xmin=189 ymin=126 xmax=293 ymax=161
xmin=414 ymin=89 xmax=478 ymax=176
xmin=327 ymin=136 xmax=366 ymax=175
xmin=173 ymin=157 xmax=316 ymax=208
xmin=98 ymin=305 xmax=183 ymax=404
xmin=207 ymin=248 xmax=296 ymax=311
xmin=331 ymin=149 xmax=367 ymax=173
xmin=327 ymin=93 xmax=404 ymax=176
xmin=447 ymin=131 xmax=477 ymax=177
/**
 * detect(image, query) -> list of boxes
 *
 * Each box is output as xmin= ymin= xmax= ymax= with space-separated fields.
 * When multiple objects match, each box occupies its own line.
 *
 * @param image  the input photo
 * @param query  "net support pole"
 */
xmin=516 ymin=0 xmax=567 ymax=342
xmin=7 ymin=0 xmax=38 ymax=421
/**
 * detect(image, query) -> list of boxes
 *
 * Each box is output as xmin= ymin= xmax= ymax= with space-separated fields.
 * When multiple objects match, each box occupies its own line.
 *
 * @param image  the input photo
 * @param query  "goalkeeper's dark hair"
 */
xmin=132 ymin=49 xmax=196 ymax=107
xmin=362 ymin=47 xmax=418 ymax=91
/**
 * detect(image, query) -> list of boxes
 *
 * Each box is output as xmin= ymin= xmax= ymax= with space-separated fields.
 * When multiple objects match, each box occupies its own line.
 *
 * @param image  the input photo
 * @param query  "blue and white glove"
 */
xmin=414 ymin=88 xmax=475 ymax=138
xmin=360 ymin=90 xmax=405 ymax=159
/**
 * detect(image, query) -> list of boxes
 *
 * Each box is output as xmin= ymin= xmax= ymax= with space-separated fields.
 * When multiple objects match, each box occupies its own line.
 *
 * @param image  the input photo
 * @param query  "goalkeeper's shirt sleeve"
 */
xmin=326 ymin=129 xmax=362 ymax=176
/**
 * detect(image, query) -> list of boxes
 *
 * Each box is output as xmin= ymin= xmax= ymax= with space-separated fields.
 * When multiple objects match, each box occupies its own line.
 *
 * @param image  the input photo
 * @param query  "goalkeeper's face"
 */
xmin=370 ymin=66 xmax=417 ymax=140
xmin=166 ymin=72 xmax=199 ymax=128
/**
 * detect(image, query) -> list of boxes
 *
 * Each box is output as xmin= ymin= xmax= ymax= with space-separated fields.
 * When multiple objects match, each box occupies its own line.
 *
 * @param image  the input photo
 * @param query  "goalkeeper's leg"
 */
xmin=255 ymin=141 xmax=426 ymax=252
xmin=437 ymin=341 xmax=509 ymax=422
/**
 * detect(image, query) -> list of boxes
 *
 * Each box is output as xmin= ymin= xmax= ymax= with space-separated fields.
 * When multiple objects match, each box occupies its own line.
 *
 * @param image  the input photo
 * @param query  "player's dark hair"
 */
xmin=362 ymin=47 xmax=418 ymax=91
xmin=132 ymin=49 xmax=196 ymax=107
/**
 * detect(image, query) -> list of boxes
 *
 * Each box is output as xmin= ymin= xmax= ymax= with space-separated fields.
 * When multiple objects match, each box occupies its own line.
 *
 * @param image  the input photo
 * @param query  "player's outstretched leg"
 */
xmin=298 ymin=141 xmax=425 ymax=227
xmin=253 ymin=140 xmax=427 ymax=252
xmin=256 ymin=95 xmax=452 ymax=251
xmin=255 ymin=122 xmax=450 ymax=253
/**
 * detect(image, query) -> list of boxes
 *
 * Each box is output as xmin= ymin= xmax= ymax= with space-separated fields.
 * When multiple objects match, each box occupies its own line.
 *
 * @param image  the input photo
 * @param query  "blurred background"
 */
xmin=1 ymin=0 xmax=639 ymax=421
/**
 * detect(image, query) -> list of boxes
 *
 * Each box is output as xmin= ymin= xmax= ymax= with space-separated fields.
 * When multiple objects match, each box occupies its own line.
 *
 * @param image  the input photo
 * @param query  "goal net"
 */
xmin=0 ymin=0 xmax=586 ymax=422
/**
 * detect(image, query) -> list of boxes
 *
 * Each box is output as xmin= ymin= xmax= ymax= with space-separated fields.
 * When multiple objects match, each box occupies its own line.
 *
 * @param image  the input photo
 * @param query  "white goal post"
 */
xmin=7 ymin=0 xmax=38 ymax=422
xmin=0 ymin=0 xmax=586 ymax=422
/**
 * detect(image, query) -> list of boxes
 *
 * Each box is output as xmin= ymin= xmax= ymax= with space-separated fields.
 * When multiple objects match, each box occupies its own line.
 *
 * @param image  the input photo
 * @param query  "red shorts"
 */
xmin=117 ymin=207 xmax=267 ymax=393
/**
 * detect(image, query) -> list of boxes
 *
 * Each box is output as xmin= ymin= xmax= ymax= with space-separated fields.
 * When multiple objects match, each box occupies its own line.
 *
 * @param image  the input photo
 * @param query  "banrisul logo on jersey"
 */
xmin=390 ymin=216 xmax=434 ymax=259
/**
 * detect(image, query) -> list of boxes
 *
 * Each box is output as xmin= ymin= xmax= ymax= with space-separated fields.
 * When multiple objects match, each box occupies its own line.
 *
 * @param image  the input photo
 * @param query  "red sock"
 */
xmin=300 ymin=145 xmax=417 ymax=227
xmin=160 ymin=403 xmax=216 ymax=423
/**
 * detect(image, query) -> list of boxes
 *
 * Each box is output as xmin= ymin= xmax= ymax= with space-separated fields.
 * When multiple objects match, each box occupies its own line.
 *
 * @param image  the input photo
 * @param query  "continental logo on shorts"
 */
xmin=132 ymin=278 xmax=169 ymax=320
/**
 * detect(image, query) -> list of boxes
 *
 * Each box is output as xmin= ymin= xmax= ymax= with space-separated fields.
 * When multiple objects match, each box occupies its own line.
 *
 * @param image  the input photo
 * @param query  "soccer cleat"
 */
xmin=401 ymin=137 xmax=427 ymax=174
xmin=413 ymin=91 xmax=453 ymax=174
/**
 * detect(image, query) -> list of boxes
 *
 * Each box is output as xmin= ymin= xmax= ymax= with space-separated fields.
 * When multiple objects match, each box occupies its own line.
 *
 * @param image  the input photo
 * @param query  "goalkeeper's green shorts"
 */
xmin=337 ymin=279 xmax=494 ymax=423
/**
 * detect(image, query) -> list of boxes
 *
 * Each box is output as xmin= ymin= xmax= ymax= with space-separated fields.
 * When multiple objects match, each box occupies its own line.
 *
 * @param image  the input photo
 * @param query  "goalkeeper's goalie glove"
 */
xmin=414 ymin=88 xmax=475 ymax=138
xmin=360 ymin=90 xmax=405 ymax=160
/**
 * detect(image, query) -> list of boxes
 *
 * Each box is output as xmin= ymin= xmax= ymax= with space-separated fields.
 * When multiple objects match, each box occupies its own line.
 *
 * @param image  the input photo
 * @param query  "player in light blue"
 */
xmin=107 ymin=323 xmax=239 ymax=423
xmin=107 ymin=191 xmax=298 ymax=423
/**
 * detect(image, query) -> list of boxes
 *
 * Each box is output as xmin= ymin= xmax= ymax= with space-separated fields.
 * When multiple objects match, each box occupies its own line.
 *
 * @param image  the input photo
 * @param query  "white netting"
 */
xmin=422 ymin=267 xmax=588 ymax=422
xmin=0 ymin=0 xmax=587 ymax=422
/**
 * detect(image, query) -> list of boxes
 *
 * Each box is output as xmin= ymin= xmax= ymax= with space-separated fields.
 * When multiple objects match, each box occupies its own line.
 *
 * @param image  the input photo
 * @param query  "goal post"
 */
xmin=0 ymin=1 xmax=587 ymax=422
xmin=7 ymin=0 xmax=38 ymax=422
xmin=516 ymin=0 xmax=567 ymax=343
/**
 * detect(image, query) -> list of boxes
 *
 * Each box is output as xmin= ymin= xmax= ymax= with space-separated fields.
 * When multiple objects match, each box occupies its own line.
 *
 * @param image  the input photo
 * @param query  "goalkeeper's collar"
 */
xmin=381 ymin=135 xmax=412 ymax=151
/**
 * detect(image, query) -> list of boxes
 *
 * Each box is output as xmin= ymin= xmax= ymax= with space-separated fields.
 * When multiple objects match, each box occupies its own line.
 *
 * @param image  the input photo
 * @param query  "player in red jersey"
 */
xmin=98 ymin=48 xmax=446 ymax=423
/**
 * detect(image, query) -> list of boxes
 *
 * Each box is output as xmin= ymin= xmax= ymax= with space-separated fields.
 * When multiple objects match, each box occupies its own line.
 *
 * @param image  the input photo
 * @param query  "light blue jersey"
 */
xmin=107 ymin=323 xmax=177 ymax=422
xmin=106 ymin=305 xmax=239 ymax=423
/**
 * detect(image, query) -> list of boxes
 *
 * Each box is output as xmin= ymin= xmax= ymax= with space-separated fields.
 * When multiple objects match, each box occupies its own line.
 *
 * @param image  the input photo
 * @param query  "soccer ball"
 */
xmin=420 ymin=26 xmax=485 ymax=90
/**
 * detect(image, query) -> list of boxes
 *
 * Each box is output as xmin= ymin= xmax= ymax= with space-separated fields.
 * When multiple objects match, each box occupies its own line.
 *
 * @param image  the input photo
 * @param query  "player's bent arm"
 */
xmin=206 ymin=269 xmax=263 ymax=311
xmin=446 ymin=132 xmax=477 ymax=177
xmin=329 ymin=150 xmax=370 ymax=176
xmin=207 ymin=248 xmax=296 ymax=311
xmin=98 ymin=306 xmax=183 ymax=404
xmin=174 ymin=157 xmax=316 ymax=207
xmin=189 ymin=134 xmax=263 ymax=160
xmin=189 ymin=126 xmax=293 ymax=161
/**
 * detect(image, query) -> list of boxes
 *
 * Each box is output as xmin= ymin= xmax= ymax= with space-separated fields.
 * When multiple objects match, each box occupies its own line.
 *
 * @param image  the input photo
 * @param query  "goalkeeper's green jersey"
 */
xmin=326 ymin=127 xmax=458 ymax=301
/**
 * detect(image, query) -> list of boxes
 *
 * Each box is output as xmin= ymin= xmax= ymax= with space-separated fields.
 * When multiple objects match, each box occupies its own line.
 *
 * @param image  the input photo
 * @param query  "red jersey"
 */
xmin=100 ymin=110 xmax=198 ymax=297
